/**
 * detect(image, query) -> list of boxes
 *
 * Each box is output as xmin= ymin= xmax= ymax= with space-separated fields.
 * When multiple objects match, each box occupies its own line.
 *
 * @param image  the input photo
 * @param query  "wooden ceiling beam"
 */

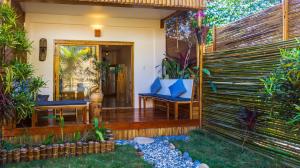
xmin=16 ymin=0 xmax=206 ymax=10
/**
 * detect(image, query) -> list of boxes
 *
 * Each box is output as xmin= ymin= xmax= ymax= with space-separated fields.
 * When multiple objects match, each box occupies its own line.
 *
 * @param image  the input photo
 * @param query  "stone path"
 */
xmin=115 ymin=136 xmax=202 ymax=168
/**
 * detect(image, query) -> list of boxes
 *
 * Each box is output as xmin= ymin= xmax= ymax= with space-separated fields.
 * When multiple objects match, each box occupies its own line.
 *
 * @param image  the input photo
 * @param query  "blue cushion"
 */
xmin=139 ymin=93 xmax=156 ymax=97
xmin=168 ymin=79 xmax=187 ymax=98
xmin=150 ymin=78 xmax=162 ymax=94
xmin=36 ymin=100 xmax=87 ymax=106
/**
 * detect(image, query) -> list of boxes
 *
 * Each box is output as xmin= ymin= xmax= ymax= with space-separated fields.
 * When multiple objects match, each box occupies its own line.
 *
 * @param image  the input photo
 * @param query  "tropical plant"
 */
xmin=261 ymin=41 xmax=300 ymax=131
xmin=93 ymin=118 xmax=106 ymax=141
xmin=0 ymin=83 xmax=14 ymax=126
xmin=237 ymin=107 xmax=259 ymax=148
xmin=42 ymin=134 xmax=54 ymax=146
xmin=1 ymin=60 xmax=46 ymax=123
xmin=0 ymin=4 xmax=32 ymax=64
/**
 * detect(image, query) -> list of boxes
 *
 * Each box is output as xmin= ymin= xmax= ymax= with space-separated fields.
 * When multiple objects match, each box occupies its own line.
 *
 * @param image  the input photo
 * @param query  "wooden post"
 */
xmin=197 ymin=10 xmax=204 ymax=128
xmin=212 ymin=25 xmax=217 ymax=52
xmin=283 ymin=0 xmax=289 ymax=40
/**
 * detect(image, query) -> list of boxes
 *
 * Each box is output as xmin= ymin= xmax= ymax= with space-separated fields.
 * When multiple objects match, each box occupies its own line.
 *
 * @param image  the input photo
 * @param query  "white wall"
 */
xmin=25 ymin=13 xmax=166 ymax=108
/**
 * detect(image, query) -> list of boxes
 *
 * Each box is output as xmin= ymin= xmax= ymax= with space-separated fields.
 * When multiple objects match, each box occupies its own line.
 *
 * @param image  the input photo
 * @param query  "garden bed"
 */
xmin=0 ymin=129 xmax=115 ymax=165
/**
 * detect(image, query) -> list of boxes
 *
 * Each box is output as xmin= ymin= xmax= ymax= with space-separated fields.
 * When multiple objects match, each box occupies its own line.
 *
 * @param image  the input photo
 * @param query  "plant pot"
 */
xmin=33 ymin=147 xmax=40 ymax=160
xmin=64 ymin=143 xmax=70 ymax=157
xmin=100 ymin=141 xmax=106 ymax=153
xmin=88 ymin=141 xmax=94 ymax=154
xmin=59 ymin=144 xmax=65 ymax=157
xmin=20 ymin=148 xmax=28 ymax=162
xmin=70 ymin=143 xmax=76 ymax=157
xmin=46 ymin=145 xmax=53 ymax=159
xmin=13 ymin=148 xmax=20 ymax=163
xmin=82 ymin=142 xmax=88 ymax=155
xmin=28 ymin=147 xmax=34 ymax=161
xmin=40 ymin=145 xmax=47 ymax=160
xmin=52 ymin=144 xmax=59 ymax=158
xmin=90 ymin=91 xmax=103 ymax=103
xmin=7 ymin=150 xmax=13 ymax=163
xmin=94 ymin=141 xmax=100 ymax=154
xmin=0 ymin=149 xmax=7 ymax=165
xmin=76 ymin=142 xmax=82 ymax=156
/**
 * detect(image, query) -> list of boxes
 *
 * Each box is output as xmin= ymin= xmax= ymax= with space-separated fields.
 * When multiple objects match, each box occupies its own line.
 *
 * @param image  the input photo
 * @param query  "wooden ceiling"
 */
xmin=16 ymin=0 xmax=206 ymax=10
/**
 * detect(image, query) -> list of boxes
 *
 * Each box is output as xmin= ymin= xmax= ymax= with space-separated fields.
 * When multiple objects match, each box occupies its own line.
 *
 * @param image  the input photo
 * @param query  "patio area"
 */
xmin=1 ymin=0 xmax=300 ymax=167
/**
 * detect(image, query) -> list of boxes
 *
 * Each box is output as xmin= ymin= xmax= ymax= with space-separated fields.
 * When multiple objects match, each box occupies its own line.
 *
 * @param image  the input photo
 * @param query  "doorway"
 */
xmin=101 ymin=45 xmax=133 ymax=108
xmin=54 ymin=40 xmax=134 ymax=108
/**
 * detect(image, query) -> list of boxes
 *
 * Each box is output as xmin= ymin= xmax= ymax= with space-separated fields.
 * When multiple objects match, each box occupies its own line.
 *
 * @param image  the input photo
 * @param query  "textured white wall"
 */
xmin=25 ymin=13 xmax=166 ymax=107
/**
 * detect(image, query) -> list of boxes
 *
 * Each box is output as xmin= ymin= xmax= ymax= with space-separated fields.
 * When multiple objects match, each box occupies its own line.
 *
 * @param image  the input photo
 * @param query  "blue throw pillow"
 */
xmin=150 ymin=78 xmax=162 ymax=94
xmin=169 ymin=79 xmax=187 ymax=98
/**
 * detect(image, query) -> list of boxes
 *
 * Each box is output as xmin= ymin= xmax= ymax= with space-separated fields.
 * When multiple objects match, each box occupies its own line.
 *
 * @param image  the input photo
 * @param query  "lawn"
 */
xmin=172 ymin=129 xmax=283 ymax=168
xmin=6 ymin=145 xmax=151 ymax=168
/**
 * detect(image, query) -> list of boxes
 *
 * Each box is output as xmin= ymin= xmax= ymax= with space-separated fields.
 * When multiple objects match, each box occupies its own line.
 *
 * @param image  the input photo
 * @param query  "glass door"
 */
xmin=54 ymin=44 xmax=99 ymax=100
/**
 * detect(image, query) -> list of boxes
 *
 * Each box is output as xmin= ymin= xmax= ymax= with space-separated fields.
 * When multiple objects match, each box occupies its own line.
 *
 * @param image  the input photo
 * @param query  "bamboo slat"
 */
xmin=209 ymin=0 xmax=300 ymax=52
xmin=203 ymin=39 xmax=300 ymax=167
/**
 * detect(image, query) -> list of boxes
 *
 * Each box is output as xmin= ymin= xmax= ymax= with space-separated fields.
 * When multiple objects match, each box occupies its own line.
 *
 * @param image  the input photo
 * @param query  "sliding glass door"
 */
xmin=54 ymin=44 xmax=99 ymax=100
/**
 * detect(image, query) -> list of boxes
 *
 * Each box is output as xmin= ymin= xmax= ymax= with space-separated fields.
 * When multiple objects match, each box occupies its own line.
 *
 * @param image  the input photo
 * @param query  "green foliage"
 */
xmin=42 ymin=134 xmax=54 ymax=146
xmin=1 ymin=60 xmax=46 ymax=123
xmin=0 ymin=140 xmax=20 ymax=151
xmin=72 ymin=131 xmax=81 ymax=143
xmin=261 ymin=42 xmax=300 ymax=130
xmin=0 ymin=4 xmax=32 ymax=64
xmin=93 ymin=118 xmax=106 ymax=141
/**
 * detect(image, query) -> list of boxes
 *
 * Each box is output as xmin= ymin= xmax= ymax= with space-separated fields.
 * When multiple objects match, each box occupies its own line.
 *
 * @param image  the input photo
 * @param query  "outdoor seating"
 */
xmin=33 ymin=100 xmax=88 ymax=127
xmin=139 ymin=79 xmax=195 ymax=120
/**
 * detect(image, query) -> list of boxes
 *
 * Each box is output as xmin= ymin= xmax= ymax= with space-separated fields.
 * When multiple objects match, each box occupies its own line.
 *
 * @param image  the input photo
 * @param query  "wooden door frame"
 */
xmin=54 ymin=40 xmax=135 ymax=108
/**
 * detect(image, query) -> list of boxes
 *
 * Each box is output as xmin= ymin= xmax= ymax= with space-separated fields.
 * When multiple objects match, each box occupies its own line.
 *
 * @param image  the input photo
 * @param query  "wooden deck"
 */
xmin=3 ymin=108 xmax=199 ymax=141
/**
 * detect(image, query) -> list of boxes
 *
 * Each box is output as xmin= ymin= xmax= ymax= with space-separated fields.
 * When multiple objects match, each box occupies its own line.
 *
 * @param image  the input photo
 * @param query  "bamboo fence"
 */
xmin=210 ymin=0 xmax=300 ymax=52
xmin=203 ymin=39 xmax=300 ymax=167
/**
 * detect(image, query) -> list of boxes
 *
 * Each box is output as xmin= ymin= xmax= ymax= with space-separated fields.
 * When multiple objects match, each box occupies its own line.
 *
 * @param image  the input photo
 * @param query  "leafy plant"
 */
xmin=0 ymin=140 xmax=20 ymax=151
xmin=237 ymin=107 xmax=260 ymax=148
xmin=0 ymin=83 xmax=14 ymax=126
xmin=0 ymin=4 xmax=32 ymax=64
xmin=1 ymin=60 xmax=46 ymax=123
xmin=72 ymin=131 xmax=81 ymax=143
xmin=42 ymin=134 xmax=54 ymax=146
xmin=93 ymin=118 xmax=106 ymax=141
xmin=261 ymin=41 xmax=300 ymax=131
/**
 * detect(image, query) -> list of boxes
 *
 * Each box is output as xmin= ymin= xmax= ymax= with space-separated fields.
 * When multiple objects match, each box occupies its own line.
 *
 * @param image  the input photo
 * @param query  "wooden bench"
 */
xmin=33 ymin=100 xmax=88 ymax=127
xmin=139 ymin=79 xmax=195 ymax=120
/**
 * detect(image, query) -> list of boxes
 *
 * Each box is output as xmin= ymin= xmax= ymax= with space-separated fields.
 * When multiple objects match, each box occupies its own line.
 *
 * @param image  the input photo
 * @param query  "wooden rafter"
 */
xmin=16 ymin=0 xmax=206 ymax=10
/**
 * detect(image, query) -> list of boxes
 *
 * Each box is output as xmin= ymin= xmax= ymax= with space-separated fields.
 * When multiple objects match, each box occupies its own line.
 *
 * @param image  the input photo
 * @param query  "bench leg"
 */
xmin=143 ymin=97 xmax=146 ymax=112
xmin=175 ymin=103 xmax=179 ymax=120
xmin=83 ymin=107 xmax=87 ymax=124
xmin=189 ymin=102 xmax=193 ymax=120
xmin=139 ymin=96 xmax=142 ymax=112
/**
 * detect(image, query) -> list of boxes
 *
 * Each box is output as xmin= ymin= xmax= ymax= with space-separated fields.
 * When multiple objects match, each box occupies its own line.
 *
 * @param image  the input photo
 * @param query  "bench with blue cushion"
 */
xmin=139 ymin=79 xmax=195 ymax=120
xmin=33 ymin=99 xmax=88 ymax=127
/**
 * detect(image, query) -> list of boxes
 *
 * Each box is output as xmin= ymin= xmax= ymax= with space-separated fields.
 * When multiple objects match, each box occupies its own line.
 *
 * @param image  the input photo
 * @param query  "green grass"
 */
xmin=6 ymin=145 xmax=151 ymax=168
xmin=172 ymin=129 xmax=283 ymax=168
